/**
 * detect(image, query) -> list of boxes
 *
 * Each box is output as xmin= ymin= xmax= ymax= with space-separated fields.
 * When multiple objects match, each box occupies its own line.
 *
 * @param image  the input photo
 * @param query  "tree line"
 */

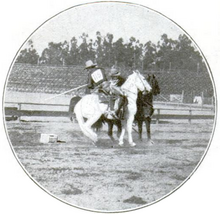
xmin=16 ymin=32 xmax=207 ymax=72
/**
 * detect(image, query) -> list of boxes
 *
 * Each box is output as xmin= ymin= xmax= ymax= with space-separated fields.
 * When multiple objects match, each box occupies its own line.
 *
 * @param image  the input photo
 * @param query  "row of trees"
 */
xmin=16 ymin=32 xmax=207 ymax=72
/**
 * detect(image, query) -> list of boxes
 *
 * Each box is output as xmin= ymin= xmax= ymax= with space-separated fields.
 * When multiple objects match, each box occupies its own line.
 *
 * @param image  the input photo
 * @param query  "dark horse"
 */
xmin=103 ymin=74 xmax=160 ymax=142
xmin=135 ymin=74 xmax=160 ymax=143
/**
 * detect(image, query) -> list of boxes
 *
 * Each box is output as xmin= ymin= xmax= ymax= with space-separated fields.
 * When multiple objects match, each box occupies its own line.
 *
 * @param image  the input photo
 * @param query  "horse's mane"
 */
xmin=121 ymin=72 xmax=136 ymax=91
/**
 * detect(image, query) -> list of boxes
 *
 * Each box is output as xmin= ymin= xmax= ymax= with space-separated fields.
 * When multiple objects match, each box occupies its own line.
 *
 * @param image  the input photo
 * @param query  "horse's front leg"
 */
xmin=127 ymin=115 xmax=136 ymax=147
xmin=116 ymin=120 xmax=122 ymax=138
xmin=145 ymin=117 xmax=154 ymax=145
xmin=119 ymin=127 xmax=125 ymax=146
xmin=107 ymin=120 xmax=115 ymax=141
xmin=137 ymin=118 xmax=143 ymax=141
xmin=119 ymin=120 xmax=126 ymax=146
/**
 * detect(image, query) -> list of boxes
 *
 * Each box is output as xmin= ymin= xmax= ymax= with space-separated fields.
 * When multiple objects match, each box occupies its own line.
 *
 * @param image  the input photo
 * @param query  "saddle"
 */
xmin=97 ymin=92 xmax=111 ymax=104
xmin=96 ymin=91 xmax=126 ymax=120
xmin=91 ymin=81 xmax=127 ymax=120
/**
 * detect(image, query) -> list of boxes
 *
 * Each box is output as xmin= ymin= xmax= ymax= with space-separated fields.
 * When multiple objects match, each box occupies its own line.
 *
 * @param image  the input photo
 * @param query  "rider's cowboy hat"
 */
xmin=85 ymin=60 xmax=97 ymax=69
xmin=110 ymin=66 xmax=121 ymax=77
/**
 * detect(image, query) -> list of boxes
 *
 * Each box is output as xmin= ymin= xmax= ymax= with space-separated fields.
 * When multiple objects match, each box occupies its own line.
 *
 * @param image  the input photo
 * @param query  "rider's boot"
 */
xmin=116 ymin=96 xmax=127 ymax=120
xmin=108 ymin=95 xmax=119 ymax=120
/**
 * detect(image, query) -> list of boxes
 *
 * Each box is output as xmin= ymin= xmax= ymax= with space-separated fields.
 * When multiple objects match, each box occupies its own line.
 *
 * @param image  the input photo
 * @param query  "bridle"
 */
xmin=136 ymin=71 xmax=150 ymax=93
xmin=121 ymin=72 xmax=150 ymax=96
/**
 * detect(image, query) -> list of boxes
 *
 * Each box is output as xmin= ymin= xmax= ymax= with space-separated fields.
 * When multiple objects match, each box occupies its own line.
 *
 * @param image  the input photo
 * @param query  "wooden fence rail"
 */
xmin=4 ymin=102 xmax=215 ymax=123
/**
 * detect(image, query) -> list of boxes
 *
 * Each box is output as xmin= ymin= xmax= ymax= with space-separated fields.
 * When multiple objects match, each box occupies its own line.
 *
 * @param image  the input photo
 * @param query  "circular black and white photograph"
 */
xmin=2 ymin=1 xmax=217 ymax=213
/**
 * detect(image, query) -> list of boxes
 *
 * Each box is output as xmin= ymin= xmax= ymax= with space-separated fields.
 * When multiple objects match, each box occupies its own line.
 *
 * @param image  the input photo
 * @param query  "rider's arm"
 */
xmin=87 ymin=72 xmax=94 ymax=89
xmin=100 ymin=68 xmax=107 ymax=82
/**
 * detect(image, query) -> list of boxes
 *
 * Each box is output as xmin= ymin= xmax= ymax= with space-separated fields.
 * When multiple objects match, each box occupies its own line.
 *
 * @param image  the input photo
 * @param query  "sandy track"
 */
xmin=6 ymin=119 xmax=213 ymax=212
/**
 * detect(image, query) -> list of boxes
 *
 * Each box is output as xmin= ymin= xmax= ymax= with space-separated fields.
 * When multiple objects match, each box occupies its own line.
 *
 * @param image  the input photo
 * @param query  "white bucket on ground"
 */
xmin=40 ymin=134 xmax=58 ymax=143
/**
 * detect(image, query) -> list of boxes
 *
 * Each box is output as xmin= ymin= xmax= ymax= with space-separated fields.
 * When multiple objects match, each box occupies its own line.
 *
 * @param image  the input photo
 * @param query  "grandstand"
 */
xmin=6 ymin=63 xmax=86 ymax=94
xmin=6 ymin=63 xmax=214 ymax=104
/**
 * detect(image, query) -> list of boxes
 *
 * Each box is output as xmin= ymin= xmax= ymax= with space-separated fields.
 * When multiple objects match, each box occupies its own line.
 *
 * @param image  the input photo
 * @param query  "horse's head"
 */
xmin=147 ymin=74 xmax=160 ymax=95
xmin=133 ymin=70 xmax=152 ymax=93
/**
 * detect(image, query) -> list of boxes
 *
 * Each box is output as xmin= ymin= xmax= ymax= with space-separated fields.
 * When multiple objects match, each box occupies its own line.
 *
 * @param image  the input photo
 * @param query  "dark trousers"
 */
xmin=109 ymin=95 xmax=127 ymax=118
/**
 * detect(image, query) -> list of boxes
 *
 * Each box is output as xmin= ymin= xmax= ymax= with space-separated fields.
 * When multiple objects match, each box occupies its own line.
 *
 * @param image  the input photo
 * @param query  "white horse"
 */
xmin=74 ymin=70 xmax=152 ymax=146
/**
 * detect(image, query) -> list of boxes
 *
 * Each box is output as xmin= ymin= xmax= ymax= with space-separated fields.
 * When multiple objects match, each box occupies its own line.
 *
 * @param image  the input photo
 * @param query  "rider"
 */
xmin=109 ymin=66 xmax=127 ymax=119
xmin=84 ymin=60 xmax=118 ymax=119
xmin=109 ymin=66 xmax=125 ymax=88
xmin=84 ymin=60 xmax=108 ymax=94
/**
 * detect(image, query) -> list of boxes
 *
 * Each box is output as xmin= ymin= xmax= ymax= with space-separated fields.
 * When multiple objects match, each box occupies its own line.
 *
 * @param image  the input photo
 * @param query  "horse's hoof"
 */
xmin=92 ymin=136 xmax=98 ymax=143
xmin=119 ymin=141 xmax=124 ymax=147
xmin=91 ymin=141 xmax=97 ymax=147
xmin=129 ymin=142 xmax=136 ymax=147
xmin=109 ymin=136 xmax=115 ymax=142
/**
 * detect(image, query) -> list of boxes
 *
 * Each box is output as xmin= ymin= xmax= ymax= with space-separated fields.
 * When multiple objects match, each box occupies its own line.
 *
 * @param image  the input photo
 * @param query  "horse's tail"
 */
xmin=69 ymin=96 xmax=81 ymax=121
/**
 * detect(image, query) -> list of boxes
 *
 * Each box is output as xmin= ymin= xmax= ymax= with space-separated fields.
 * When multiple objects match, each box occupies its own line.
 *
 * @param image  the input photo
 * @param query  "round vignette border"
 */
xmin=2 ymin=1 xmax=218 ymax=213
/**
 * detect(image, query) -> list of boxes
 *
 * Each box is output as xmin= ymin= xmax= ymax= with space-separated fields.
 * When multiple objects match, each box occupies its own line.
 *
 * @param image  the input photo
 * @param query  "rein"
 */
xmin=141 ymin=98 xmax=153 ymax=108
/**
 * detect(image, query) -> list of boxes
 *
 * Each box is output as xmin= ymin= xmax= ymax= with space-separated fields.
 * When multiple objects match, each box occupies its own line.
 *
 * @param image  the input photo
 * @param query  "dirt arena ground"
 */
xmin=5 ymin=118 xmax=213 ymax=212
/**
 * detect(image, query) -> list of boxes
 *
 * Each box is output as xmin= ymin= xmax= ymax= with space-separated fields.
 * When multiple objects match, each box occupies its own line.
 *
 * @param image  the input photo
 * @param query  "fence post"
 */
xmin=181 ymin=90 xmax=184 ymax=103
xmin=156 ymin=109 xmax=160 ymax=124
xmin=201 ymin=91 xmax=204 ymax=108
xmin=18 ymin=103 xmax=21 ymax=122
xmin=212 ymin=96 xmax=215 ymax=110
xmin=188 ymin=109 xmax=192 ymax=124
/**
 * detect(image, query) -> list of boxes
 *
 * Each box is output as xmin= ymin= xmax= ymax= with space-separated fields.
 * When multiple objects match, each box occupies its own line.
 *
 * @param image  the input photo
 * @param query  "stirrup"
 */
xmin=104 ymin=110 xmax=119 ymax=120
